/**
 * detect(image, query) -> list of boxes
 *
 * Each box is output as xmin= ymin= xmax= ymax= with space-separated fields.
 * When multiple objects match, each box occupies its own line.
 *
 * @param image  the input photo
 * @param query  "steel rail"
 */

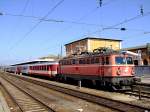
xmin=5 ymin=73 xmax=150 ymax=112
xmin=0 ymin=75 xmax=55 ymax=112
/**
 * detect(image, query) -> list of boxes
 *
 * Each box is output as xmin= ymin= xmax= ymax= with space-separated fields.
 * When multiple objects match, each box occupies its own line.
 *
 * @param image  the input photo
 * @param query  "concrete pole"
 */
xmin=78 ymin=80 xmax=82 ymax=88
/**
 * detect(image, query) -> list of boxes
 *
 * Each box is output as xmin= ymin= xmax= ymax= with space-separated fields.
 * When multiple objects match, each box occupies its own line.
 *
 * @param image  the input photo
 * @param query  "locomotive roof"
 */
xmin=65 ymin=37 xmax=122 ymax=46
xmin=61 ymin=52 xmax=120 ymax=60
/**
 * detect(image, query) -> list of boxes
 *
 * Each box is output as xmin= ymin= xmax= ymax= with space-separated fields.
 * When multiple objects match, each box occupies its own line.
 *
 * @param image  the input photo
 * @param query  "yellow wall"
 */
xmin=66 ymin=39 xmax=121 ymax=56
xmin=89 ymin=39 xmax=120 ymax=52
xmin=66 ymin=40 xmax=87 ymax=56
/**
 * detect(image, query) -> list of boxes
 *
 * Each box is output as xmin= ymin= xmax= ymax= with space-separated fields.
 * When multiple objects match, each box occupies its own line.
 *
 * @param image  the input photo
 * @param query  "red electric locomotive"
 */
xmin=58 ymin=47 xmax=135 ymax=90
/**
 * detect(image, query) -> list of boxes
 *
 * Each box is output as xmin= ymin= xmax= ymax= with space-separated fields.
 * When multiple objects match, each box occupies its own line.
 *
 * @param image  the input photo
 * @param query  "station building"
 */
xmin=124 ymin=43 xmax=150 ymax=65
xmin=65 ymin=37 xmax=122 ymax=56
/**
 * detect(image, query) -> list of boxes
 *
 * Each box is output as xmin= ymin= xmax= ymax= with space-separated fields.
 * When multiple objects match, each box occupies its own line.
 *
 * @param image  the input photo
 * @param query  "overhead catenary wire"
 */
xmin=87 ymin=10 xmax=150 ymax=36
xmin=6 ymin=0 xmax=30 ymax=60
xmin=37 ymin=0 xmax=119 ymax=53
xmin=9 ymin=0 xmax=65 ymax=51
xmin=3 ymin=13 xmax=105 ymax=27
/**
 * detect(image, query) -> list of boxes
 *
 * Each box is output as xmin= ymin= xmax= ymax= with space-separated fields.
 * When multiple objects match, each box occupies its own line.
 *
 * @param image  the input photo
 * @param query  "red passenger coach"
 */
xmin=58 ymin=48 xmax=135 ymax=90
xmin=28 ymin=62 xmax=58 ymax=78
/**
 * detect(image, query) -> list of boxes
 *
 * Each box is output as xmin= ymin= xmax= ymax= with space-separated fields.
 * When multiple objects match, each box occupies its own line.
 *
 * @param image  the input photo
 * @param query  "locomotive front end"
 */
xmin=111 ymin=54 xmax=135 ymax=90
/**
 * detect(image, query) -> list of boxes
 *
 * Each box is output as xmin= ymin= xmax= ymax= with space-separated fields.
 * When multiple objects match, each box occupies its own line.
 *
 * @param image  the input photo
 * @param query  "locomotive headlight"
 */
xmin=117 ymin=67 xmax=121 ymax=75
xmin=124 ymin=67 xmax=128 ymax=73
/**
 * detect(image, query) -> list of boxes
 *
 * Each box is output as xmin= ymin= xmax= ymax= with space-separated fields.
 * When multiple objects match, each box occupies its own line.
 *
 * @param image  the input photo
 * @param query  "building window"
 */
xmin=143 ymin=59 xmax=148 ymax=65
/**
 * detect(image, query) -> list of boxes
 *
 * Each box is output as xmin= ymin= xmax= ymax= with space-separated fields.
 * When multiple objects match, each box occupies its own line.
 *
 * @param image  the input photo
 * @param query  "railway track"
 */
xmin=1 ymin=72 xmax=150 ymax=112
xmin=124 ymin=83 xmax=150 ymax=100
xmin=0 ymin=77 xmax=54 ymax=112
xmin=124 ymin=90 xmax=150 ymax=99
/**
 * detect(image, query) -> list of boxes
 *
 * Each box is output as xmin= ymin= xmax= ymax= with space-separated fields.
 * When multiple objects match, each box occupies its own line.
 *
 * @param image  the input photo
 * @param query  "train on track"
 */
xmin=4 ymin=48 xmax=138 ymax=90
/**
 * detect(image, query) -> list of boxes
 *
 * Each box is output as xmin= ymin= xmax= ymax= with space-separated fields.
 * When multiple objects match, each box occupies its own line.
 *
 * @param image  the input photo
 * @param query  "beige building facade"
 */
xmin=124 ymin=43 xmax=150 ymax=65
xmin=65 ymin=37 xmax=122 ymax=56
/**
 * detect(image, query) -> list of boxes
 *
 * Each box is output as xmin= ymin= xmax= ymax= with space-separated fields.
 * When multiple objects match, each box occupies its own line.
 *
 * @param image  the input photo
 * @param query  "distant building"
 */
xmin=124 ymin=43 xmax=150 ymax=65
xmin=65 ymin=37 xmax=122 ymax=56
xmin=39 ymin=54 xmax=60 ymax=61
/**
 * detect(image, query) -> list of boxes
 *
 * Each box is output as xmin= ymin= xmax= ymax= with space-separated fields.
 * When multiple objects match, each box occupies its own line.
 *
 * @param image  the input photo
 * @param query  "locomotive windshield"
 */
xmin=115 ymin=57 xmax=133 ymax=65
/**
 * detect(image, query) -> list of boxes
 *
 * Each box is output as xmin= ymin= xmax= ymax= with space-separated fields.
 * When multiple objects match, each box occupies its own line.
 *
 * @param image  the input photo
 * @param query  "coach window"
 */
xmin=46 ymin=65 xmax=48 ymax=71
xmin=106 ymin=57 xmax=109 ymax=65
xmin=43 ymin=66 xmax=45 ymax=70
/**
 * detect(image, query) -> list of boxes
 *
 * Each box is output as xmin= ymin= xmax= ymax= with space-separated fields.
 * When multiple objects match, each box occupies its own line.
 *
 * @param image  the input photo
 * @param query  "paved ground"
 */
xmin=141 ymin=74 xmax=150 ymax=84
xmin=0 ymin=90 xmax=10 ymax=112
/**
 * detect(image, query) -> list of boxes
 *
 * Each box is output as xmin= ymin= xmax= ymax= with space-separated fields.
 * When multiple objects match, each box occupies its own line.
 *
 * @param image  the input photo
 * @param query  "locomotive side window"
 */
xmin=91 ymin=58 xmax=94 ymax=64
xmin=95 ymin=57 xmax=100 ymax=63
xmin=106 ymin=57 xmax=109 ymax=65
xmin=72 ymin=59 xmax=76 ymax=64
xmin=79 ymin=59 xmax=85 ymax=64
xmin=102 ymin=57 xmax=105 ymax=65
xmin=126 ymin=57 xmax=133 ymax=64
xmin=79 ymin=59 xmax=83 ymax=64
xmin=87 ymin=58 xmax=90 ymax=64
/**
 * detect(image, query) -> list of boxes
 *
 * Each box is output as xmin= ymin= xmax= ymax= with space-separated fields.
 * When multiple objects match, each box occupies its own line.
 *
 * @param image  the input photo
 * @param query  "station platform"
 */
xmin=0 ymin=90 xmax=10 ymax=112
xmin=140 ymin=74 xmax=150 ymax=84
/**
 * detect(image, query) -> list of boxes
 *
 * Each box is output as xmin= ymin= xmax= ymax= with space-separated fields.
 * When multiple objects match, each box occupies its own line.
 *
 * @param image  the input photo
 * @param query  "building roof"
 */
xmin=123 ymin=45 xmax=147 ymax=50
xmin=65 ymin=37 xmax=122 ymax=46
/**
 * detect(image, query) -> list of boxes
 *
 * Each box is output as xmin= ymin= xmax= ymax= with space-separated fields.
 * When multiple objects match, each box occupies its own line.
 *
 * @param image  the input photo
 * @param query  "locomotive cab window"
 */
xmin=115 ymin=57 xmax=126 ymax=64
xmin=115 ymin=57 xmax=133 ymax=65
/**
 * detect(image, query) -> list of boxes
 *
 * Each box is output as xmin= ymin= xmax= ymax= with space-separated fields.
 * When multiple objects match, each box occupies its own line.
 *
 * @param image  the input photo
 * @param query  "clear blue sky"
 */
xmin=0 ymin=0 xmax=150 ymax=65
